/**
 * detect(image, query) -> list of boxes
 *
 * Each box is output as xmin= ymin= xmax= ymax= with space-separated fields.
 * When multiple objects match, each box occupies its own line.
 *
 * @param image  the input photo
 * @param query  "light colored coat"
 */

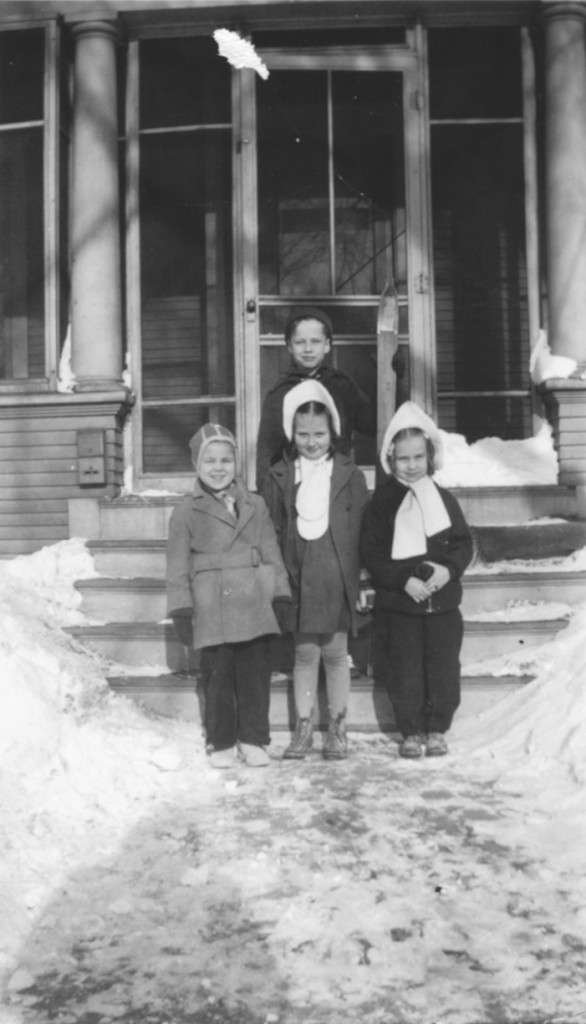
xmin=166 ymin=480 xmax=291 ymax=649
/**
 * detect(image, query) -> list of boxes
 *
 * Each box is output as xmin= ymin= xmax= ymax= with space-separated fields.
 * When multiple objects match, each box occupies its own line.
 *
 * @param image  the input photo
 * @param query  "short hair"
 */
xmin=388 ymin=427 xmax=435 ymax=473
xmin=284 ymin=307 xmax=333 ymax=345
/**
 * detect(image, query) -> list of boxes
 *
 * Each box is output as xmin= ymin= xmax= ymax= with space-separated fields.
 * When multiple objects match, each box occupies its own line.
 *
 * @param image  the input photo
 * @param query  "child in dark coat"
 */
xmin=263 ymin=380 xmax=369 ymax=760
xmin=255 ymin=306 xmax=376 ymax=491
xmin=360 ymin=402 xmax=473 ymax=759
xmin=166 ymin=424 xmax=291 ymax=769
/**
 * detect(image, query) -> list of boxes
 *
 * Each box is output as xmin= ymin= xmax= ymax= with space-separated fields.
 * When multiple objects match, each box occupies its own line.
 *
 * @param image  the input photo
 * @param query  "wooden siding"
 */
xmin=0 ymin=395 xmax=131 ymax=555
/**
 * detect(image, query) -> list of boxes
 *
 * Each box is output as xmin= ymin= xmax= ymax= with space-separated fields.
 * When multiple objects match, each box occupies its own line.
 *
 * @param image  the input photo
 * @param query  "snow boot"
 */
xmin=399 ymin=735 xmax=425 ymax=759
xmin=283 ymin=717 xmax=314 ymax=759
xmin=425 ymin=732 xmax=449 ymax=757
xmin=209 ymin=746 xmax=238 ymax=769
xmin=239 ymin=743 xmax=270 ymax=767
xmin=324 ymin=710 xmax=348 ymax=760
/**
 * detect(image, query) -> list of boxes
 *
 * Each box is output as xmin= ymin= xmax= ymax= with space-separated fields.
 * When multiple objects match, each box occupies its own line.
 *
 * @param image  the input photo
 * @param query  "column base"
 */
xmin=75 ymin=376 xmax=127 ymax=392
xmin=538 ymin=378 xmax=586 ymax=500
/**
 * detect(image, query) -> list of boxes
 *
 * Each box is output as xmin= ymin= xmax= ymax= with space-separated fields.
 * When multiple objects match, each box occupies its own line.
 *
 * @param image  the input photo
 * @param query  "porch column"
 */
xmin=70 ymin=21 xmax=123 ymax=390
xmin=543 ymin=1 xmax=586 ymax=369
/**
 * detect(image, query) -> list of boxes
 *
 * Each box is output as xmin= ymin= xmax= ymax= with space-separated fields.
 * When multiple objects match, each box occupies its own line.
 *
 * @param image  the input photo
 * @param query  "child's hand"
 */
xmin=425 ymin=563 xmax=450 ymax=592
xmin=405 ymin=577 xmax=431 ymax=603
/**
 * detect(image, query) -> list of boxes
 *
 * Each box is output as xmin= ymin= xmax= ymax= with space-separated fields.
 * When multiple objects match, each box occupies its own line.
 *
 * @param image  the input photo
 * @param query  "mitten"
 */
xmin=272 ymin=597 xmax=294 ymax=635
xmin=171 ymin=608 xmax=193 ymax=646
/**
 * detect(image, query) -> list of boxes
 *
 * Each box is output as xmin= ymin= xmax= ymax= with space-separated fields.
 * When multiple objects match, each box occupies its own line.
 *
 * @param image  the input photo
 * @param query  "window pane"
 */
xmin=0 ymin=29 xmax=44 ymax=125
xmin=0 ymin=128 xmax=44 ymax=379
xmin=143 ymin=403 xmax=236 ymax=474
xmin=429 ymin=28 xmax=522 ymax=120
xmin=140 ymin=130 xmax=234 ymax=473
xmin=140 ymin=37 xmax=231 ymax=129
xmin=333 ymin=71 xmax=404 ymax=295
xmin=432 ymin=124 xmax=530 ymax=438
xmin=258 ymin=71 xmax=330 ymax=295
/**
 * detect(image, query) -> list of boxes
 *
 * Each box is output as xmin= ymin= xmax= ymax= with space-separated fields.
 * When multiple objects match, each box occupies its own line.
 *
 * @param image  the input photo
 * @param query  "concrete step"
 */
xmin=107 ymin=671 xmax=534 ymax=729
xmin=89 ymin=485 xmax=578 ymax=542
xmin=76 ymin=571 xmax=586 ymax=623
xmin=472 ymin=519 xmax=586 ymax=562
xmin=67 ymin=617 xmax=569 ymax=671
xmin=87 ymin=540 xmax=167 ymax=578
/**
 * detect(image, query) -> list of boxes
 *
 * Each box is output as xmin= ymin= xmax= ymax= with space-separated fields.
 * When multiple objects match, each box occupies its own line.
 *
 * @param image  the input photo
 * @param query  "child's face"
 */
xmin=391 ymin=435 xmax=429 ymax=485
xmin=287 ymin=319 xmax=331 ymax=371
xmin=294 ymin=411 xmax=332 ymax=461
xmin=198 ymin=441 xmax=236 ymax=491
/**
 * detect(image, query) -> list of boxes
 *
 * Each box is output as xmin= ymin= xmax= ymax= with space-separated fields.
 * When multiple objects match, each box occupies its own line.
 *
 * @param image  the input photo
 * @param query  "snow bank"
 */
xmin=435 ymin=423 xmax=558 ymax=487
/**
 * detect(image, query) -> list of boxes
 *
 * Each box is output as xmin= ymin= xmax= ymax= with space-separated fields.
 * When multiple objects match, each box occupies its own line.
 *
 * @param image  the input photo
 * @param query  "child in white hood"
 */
xmin=360 ymin=402 xmax=473 ymax=759
xmin=262 ymin=380 xmax=369 ymax=760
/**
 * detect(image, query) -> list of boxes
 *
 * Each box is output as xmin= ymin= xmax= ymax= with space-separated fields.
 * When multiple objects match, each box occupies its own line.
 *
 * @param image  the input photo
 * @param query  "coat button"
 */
xmin=224 ymin=588 xmax=232 ymax=596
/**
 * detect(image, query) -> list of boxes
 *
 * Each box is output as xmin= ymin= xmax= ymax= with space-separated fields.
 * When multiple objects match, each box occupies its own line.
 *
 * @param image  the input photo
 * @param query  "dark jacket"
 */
xmin=166 ymin=479 xmax=291 ymax=649
xmin=360 ymin=475 xmax=473 ymax=616
xmin=262 ymin=453 xmax=370 ymax=636
xmin=255 ymin=362 xmax=376 ymax=491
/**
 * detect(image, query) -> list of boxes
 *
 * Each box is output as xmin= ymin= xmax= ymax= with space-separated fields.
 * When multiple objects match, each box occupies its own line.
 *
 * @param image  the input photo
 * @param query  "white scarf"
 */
xmin=391 ymin=476 xmax=451 ymax=559
xmin=295 ymin=454 xmax=333 ymax=540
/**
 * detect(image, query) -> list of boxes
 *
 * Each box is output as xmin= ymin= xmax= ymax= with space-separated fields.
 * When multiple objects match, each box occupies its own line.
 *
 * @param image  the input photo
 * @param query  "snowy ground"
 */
xmin=1 ymin=540 xmax=586 ymax=1024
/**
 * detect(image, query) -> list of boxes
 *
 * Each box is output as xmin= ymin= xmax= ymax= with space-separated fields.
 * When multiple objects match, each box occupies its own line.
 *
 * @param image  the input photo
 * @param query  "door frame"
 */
xmin=233 ymin=28 xmax=436 ymax=489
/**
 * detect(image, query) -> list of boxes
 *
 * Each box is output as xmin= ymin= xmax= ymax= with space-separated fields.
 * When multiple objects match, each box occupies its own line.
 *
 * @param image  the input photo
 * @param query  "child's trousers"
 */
xmin=293 ymin=631 xmax=350 ymax=720
xmin=382 ymin=609 xmax=463 ymax=737
xmin=201 ymin=636 xmax=272 ymax=751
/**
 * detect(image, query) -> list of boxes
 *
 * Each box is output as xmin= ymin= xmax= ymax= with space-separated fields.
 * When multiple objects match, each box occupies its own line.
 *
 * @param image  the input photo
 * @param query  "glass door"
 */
xmin=237 ymin=36 xmax=434 ymax=486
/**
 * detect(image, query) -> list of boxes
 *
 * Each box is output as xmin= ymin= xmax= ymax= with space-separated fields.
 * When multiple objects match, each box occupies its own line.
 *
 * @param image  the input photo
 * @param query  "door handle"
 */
xmin=246 ymin=299 xmax=257 ymax=322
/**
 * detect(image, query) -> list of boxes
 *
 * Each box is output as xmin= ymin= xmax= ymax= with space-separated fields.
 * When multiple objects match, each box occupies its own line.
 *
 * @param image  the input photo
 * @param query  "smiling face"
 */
xmin=293 ymin=410 xmax=332 ymax=461
xmin=287 ymin=318 xmax=331 ymax=372
xmin=197 ymin=440 xmax=236 ymax=491
xmin=391 ymin=433 xmax=429 ymax=485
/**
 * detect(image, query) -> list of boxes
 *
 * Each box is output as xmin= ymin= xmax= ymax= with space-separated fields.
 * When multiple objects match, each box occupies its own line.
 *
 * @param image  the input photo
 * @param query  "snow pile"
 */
xmin=530 ymin=328 xmax=578 ymax=384
xmin=0 ymin=542 xmax=202 ymax=966
xmin=435 ymin=422 xmax=558 ymax=487
xmin=213 ymin=29 xmax=269 ymax=79
xmin=455 ymin=604 xmax=586 ymax=784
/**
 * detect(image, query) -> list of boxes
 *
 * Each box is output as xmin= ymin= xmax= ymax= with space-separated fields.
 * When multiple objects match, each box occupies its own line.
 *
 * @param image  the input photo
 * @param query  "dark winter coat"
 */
xmin=262 ymin=453 xmax=370 ymax=636
xmin=166 ymin=480 xmax=291 ymax=649
xmin=255 ymin=362 xmax=376 ymax=491
xmin=360 ymin=474 xmax=473 ymax=616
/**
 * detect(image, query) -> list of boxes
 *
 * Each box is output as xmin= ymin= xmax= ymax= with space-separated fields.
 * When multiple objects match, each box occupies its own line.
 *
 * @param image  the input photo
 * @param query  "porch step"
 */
xmin=76 ymin=570 xmax=586 ymax=623
xmin=91 ymin=485 xmax=578 ymax=541
xmin=107 ymin=671 xmax=534 ymax=730
xmin=87 ymin=540 xmax=167 ymax=578
xmin=67 ymin=617 xmax=569 ymax=672
xmin=473 ymin=519 xmax=586 ymax=562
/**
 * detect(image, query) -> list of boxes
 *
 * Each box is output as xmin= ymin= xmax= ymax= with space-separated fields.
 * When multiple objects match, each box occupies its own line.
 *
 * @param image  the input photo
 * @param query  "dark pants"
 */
xmin=201 ymin=636 xmax=272 ymax=751
xmin=380 ymin=608 xmax=463 ymax=738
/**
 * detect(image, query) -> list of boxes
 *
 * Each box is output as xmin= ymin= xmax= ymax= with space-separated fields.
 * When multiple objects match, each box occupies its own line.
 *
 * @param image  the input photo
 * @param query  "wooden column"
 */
xmin=70 ymin=21 xmax=123 ymax=390
xmin=543 ymin=1 xmax=586 ymax=369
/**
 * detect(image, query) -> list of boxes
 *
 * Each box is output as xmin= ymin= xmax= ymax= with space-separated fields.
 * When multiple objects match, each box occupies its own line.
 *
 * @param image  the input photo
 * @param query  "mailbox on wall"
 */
xmin=77 ymin=429 xmax=106 ymax=486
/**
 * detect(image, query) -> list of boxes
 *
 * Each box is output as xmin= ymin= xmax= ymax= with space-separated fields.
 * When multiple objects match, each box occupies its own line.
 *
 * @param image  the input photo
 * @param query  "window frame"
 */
xmin=0 ymin=19 xmax=62 ymax=393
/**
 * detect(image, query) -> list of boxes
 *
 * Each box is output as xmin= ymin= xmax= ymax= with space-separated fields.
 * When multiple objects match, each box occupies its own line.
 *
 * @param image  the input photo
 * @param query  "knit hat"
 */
xmin=282 ymin=379 xmax=342 ymax=441
xmin=189 ymin=423 xmax=237 ymax=473
xmin=380 ymin=400 xmax=444 ymax=474
xmin=285 ymin=306 xmax=333 ymax=343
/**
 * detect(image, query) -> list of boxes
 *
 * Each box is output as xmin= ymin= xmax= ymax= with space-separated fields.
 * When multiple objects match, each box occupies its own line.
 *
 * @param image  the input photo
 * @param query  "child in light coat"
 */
xmin=262 ymin=380 xmax=369 ymax=760
xmin=166 ymin=424 xmax=291 ymax=769
xmin=360 ymin=402 xmax=473 ymax=759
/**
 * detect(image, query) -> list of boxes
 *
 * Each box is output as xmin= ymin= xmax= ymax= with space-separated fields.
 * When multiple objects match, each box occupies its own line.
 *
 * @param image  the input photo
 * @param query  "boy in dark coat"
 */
xmin=360 ymin=402 xmax=473 ymax=760
xmin=166 ymin=424 xmax=291 ymax=769
xmin=255 ymin=306 xmax=376 ymax=491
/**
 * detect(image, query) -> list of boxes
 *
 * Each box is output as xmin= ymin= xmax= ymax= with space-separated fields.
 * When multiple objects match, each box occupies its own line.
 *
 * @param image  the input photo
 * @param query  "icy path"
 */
xmin=6 ymin=737 xmax=586 ymax=1024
